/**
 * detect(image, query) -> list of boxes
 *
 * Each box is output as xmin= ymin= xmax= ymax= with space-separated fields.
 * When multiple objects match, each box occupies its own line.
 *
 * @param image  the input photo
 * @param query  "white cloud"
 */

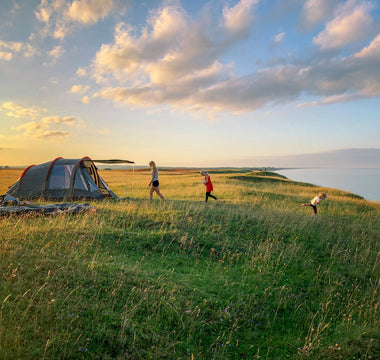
xmin=355 ymin=33 xmax=380 ymax=59
xmin=0 ymin=51 xmax=13 ymax=61
xmin=300 ymin=0 xmax=339 ymax=29
xmin=313 ymin=3 xmax=373 ymax=50
xmin=35 ymin=0 xmax=51 ymax=23
xmin=49 ymin=45 xmax=65 ymax=59
xmin=223 ymin=0 xmax=258 ymax=36
xmin=23 ymin=44 xmax=38 ymax=58
xmin=91 ymin=0 xmax=257 ymax=108
xmin=70 ymin=84 xmax=90 ymax=94
xmin=96 ymin=30 xmax=380 ymax=113
xmin=1 ymin=102 xmax=47 ymax=118
xmin=76 ymin=67 xmax=87 ymax=76
xmin=67 ymin=0 xmax=115 ymax=25
xmin=81 ymin=96 xmax=90 ymax=104
xmin=36 ymin=130 xmax=71 ymax=139
xmin=4 ymin=101 xmax=77 ymax=140
xmin=13 ymin=120 xmax=73 ymax=140
xmin=13 ymin=124 xmax=72 ymax=140
xmin=0 ymin=40 xmax=37 ymax=61
xmin=297 ymin=93 xmax=360 ymax=108
xmin=0 ymin=40 xmax=23 ymax=52
xmin=42 ymin=116 xmax=76 ymax=125
xmin=273 ymin=32 xmax=285 ymax=44
xmin=43 ymin=45 xmax=65 ymax=66
xmin=35 ymin=0 xmax=119 ymax=40
xmin=14 ymin=121 xmax=49 ymax=137
xmin=85 ymin=1 xmax=380 ymax=114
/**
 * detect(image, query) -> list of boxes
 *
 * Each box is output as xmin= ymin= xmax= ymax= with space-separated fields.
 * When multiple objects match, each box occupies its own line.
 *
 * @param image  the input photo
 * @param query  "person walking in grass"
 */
xmin=302 ymin=192 xmax=327 ymax=220
xmin=149 ymin=161 xmax=166 ymax=203
xmin=201 ymin=169 xmax=219 ymax=203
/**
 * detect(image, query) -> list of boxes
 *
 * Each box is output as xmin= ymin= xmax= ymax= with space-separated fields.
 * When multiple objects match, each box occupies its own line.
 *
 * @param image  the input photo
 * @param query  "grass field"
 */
xmin=0 ymin=168 xmax=379 ymax=359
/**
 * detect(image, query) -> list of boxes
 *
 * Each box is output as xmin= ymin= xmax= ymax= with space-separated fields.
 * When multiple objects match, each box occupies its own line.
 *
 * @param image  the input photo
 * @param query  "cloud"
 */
xmin=14 ymin=119 xmax=73 ymax=140
xmin=81 ymin=96 xmax=90 ymax=104
xmin=0 ymin=40 xmax=23 ymax=52
xmin=270 ymin=31 xmax=285 ymax=48
xmin=0 ymin=51 xmax=13 ymax=61
xmin=97 ymin=30 xmax=380 ymax=113
xmin=14 ymin=121 xmax=48 ymax=135
xmin=355 ymin=33 xmax=380 ymax=59
xmin=313 ymin=2 xmax=374 ymax=50
xmin=307 ymin=32 xmax=380 ymax=101
xmin=91 ymin=1 xmax=257 ymax=108
xmin=49 ymin=45 xmax=65 ymax=59
xmin=43 ymin=45 xmax=66 ymax=65
xmin=67 ymin=0 xmax=115 ymax=25
xmin=222 ymin=0 xmax=258 ymax=37
xmin=86 ymin=1 xmax=380 ymax=114
xmin=1 ymin=102 xmax=47 ymax=118
xmin=300 ymin=0 xmax=339 ymax=30
xmin=35 ymin=0 xmax=118 ymax=40
xmin=42 ymin=116 xmax=76 ymax=125
xmin=69 ymin=84 xmax=90 ymax=94
xmin=92 ymin=0 xmax=258 ymax=84
xmin=0 ymin=40 xmax=37 ymax=61
xmin=36 ymin=130 xmax=71 ymax=139
xmin=297 ymin=93 xmax=361 ymax=108
xmin=5 ymin=101 xmax=77 ymax=140
xmin=76 ymin=67 xmax=87 ymax=76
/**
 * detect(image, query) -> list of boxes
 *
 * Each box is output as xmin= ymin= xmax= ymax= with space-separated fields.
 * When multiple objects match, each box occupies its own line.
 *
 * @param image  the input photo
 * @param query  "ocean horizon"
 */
xmin=276 ymin=168 xmax=380 ymax=202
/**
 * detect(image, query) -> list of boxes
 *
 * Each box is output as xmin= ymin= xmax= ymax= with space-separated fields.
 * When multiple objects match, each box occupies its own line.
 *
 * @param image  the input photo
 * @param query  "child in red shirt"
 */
xmin=201 ymin=170 xmax=219 ymax=203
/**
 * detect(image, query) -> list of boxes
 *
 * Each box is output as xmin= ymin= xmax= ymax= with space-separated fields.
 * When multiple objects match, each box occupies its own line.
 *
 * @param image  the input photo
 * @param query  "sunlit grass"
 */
xmin=0 ymin=168 xmax=379 ymax=359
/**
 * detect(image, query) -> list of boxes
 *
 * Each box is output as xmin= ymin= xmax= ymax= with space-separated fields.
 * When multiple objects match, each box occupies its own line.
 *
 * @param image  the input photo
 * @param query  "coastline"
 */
xmin=275 ymin=168 xmax=380 ymax=202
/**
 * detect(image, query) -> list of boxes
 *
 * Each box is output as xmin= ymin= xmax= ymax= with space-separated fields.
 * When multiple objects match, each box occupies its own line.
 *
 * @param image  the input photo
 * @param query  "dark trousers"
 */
xmin=205 ymin=192 xmax=217 ymax=202
xmin=305 ymin=203 xmax=317 ymax=214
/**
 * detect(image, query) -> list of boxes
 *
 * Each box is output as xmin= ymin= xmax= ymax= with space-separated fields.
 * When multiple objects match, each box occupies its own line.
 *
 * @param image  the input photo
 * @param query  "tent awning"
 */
xmin=93 ymin=159 xmax=135 ymax=164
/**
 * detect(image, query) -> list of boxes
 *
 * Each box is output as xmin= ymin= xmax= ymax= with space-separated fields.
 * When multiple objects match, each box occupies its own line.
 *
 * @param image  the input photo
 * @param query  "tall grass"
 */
xmin=0 ymin=169 xmax=379 ymax=359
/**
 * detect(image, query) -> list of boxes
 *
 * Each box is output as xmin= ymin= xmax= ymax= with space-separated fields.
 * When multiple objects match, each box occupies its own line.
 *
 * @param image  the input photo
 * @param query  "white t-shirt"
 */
xmin=310 ymin=196 xmax=321 ymax=206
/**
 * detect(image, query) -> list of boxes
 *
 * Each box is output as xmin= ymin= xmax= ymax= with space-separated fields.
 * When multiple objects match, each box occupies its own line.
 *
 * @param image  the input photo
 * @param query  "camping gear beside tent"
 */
xmin=0 ymin=203 xmax=96 ymax=216
xmin=5 ymin=156 xmax=133 ymax=201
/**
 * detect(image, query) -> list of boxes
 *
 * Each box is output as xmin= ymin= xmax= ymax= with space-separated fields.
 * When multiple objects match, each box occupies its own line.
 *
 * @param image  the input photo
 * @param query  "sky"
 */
xmin=0 ymin=0 xmax=379 ymax=168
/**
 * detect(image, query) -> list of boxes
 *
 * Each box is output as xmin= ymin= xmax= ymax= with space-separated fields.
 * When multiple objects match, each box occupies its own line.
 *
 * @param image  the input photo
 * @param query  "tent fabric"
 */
xmin=5 ymin=157 xmax=118 ymax=201
xmin=93 ymin=159 xmax=134 ymax=164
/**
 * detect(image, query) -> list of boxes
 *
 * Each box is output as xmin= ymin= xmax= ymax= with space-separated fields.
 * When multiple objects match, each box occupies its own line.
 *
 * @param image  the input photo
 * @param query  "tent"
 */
xmin=5 ymin=156 xmax=134 ymax=201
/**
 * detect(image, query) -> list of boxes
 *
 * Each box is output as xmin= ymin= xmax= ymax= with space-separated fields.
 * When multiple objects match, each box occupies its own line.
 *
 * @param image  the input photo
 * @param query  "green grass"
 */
xmin=0 ymin=170 xmax=379 ymax=359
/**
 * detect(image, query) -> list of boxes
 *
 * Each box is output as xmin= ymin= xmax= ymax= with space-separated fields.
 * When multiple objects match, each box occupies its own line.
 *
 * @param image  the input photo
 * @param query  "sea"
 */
xmin=275 ymin=168 xmax=380 ymax=202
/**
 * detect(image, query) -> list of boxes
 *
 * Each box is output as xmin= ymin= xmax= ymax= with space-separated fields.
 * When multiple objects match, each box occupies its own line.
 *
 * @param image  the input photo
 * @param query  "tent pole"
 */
xmin=126 ymin=165 xmax=128 ymax=197
xmin=132 ymin=164 xmax=134 ymax=196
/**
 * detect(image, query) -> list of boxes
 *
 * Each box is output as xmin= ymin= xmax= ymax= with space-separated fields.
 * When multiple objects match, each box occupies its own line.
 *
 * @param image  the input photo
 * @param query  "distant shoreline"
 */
xmin=2 ymin=165 xmax=380 ymax=171
xmin=276 ymin=168 xmax=380 ymax=202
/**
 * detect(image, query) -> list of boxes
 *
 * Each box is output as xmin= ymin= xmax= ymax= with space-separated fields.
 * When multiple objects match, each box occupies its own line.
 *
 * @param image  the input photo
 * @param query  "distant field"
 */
xmin=1 ymin=169 xmax=379 ymax=359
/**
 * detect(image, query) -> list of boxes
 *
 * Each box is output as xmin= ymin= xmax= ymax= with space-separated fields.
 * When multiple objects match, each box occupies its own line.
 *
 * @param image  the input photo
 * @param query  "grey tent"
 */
xmin=5 ymin=156 xmax=133 ymax=201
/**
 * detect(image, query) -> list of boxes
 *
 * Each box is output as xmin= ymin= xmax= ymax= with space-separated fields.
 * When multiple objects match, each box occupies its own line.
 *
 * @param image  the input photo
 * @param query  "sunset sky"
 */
xmin=1 ymin=0 xmax=379 ymax=167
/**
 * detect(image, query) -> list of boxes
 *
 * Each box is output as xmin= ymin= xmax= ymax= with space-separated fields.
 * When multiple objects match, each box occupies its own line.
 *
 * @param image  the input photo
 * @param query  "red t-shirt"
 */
xmin=204 ymin=175 xmax=213 ymax=192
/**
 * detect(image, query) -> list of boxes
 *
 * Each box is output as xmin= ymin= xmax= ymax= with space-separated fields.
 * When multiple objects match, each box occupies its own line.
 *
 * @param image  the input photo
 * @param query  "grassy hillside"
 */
xmin=0 ymin=169 xmax=379 ymax=359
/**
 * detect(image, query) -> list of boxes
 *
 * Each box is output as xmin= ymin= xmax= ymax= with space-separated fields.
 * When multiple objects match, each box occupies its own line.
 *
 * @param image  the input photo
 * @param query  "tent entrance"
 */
xmin=74 ymin=160 xmax=112 ymax=199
